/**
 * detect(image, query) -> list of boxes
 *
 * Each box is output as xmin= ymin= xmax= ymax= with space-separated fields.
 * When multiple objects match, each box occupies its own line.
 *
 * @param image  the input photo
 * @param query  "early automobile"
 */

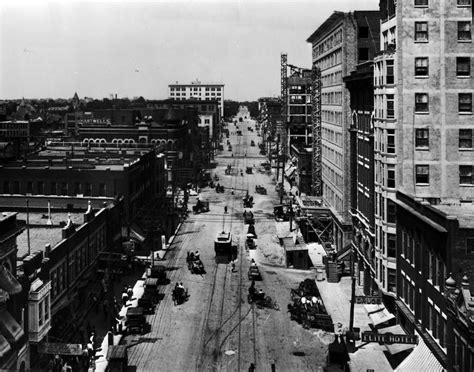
xmin=248 ymin=265 xmax=262 ymax=281
xmin=125 ymin=307 xmax=147 ymax=334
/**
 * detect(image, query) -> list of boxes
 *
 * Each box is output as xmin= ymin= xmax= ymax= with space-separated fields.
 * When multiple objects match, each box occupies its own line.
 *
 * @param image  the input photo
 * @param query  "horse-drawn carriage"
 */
xmin=137 ymin=278 xmax=161 ymax=313
xmin=288 ymin=279 xmax=334 ymax=332
xmin=148 ymin=264 xmax=167 ymax=284
xmin=125 ymin=307 xmax=148 ymax=334
xmin=246 ymin=166 xmax=253 ymax=174
xmin=215 ymin=185 xmax=225 ymax=193
xmin=243 ymin=194 xmax=253 ymax=208
xmin=192 ymin=200 xmax=210 ymax=214
xmin=255 ymin=185 xmax=267 ymax=195
xmin=247 ymin=289 xmax=279 ymax=310
xmin=172 ymin=285 xmax=189 ymax=305
xmin=243 ymin=210 xmax=254 ymax=224
xmin=245 ymin=234 xmax=256 ymax=250
xmin=186 ymin=251 xmax=205 ymax=275
xmin=248 ymin=265 xmax=262 ymax=281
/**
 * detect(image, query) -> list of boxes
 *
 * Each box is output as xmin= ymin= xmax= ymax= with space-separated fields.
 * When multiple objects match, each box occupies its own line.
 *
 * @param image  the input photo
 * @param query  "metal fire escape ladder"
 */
xmin=311 ymin=64 xmax=322 ymax=196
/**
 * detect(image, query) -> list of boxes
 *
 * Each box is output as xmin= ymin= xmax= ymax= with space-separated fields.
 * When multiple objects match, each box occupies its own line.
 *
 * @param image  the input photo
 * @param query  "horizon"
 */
xmin=1 ymin=0 xmax=379 ymax=101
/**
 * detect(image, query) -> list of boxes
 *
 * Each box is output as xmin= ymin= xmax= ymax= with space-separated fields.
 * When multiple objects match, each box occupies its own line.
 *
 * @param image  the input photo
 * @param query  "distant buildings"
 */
xmin=307 ymin=10 xmax=380 ymax=252
xmin=169 ymin=79 xmax=225 ymax=118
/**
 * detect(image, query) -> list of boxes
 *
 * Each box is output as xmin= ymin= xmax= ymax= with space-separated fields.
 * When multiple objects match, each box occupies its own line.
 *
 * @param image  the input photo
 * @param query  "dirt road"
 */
xmin=123 ymin=112 xmax=329 ymax=371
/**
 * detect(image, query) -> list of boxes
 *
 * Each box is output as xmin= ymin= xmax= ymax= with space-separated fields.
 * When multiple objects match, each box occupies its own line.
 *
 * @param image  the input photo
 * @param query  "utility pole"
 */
xmin=276 ymin=134 xmax=280 ymax=183
xmin=348 ymin=248 xmax=356 ymax=352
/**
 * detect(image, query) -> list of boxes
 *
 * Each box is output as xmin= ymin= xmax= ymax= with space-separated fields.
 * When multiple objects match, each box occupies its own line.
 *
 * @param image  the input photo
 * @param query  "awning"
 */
xmin=0 ymin=309 xmax=24 ymax=343
xmin=285 ymin=166 xmax=297 ymax=179
xmin=369 ymin=307 xmax=396 ymax=328
xmin=395 ymin=331 xmax=444 ymax=372
xmin=379 ymin=325 xmax=415 ymax=355
xmin=0 ymin=333 xmax=11 ymax=358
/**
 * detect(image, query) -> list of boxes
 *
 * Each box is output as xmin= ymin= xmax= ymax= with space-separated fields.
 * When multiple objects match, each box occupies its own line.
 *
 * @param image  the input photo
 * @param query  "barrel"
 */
xmin=316 ymin=269 xmax=324 ymax=281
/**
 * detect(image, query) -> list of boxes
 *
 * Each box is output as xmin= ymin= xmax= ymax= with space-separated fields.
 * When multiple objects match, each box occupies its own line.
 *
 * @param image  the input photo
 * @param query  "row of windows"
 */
xmin=375 ymin=162 xmax=396 ymax=189
xmin=412 ymin=165 xmax=474 ymax=184
xmin=322 ymin=127 xmax=343 ymax=146
xmin=415 ymin=21 xmax=471 ymax=42
xmin=321 ymin=71 xmax=343 ymax=87
xmin=321 ymin=91 xmax=343 ymax=105
xmin=374 ymin=128 xmax=396 ymax=155
xmin=322 ymin=144 xmax=343 ymax=168
xmin=289 ymin=95 xmax=311 ymax=104
xmin=415 ymin=93 xmax=472 ymax=113
xmin=323 ymin=183 xmax=343 ymax=214
xmin=322 ymin=110 xmax=343 ymax=125
xmin=381 ymin=26 xmax=396 ymax=51
xmin=2 ymin=180 xmax=108 ymax=196
xmin=374 ymin=59 xmax=394 ymax=87
xmin=412 ymin=128 xmax=474 ymax=150
xmin=414 ymin=57 xmax=471 ymax=77
xmin=171 ymin=92 xmax=221 ymax=97
xmin=170 ymin=87 xmax=222 ymax=92
xmin=414 ymin=0 xmax=471 ymax=8
xmin=315 ymin=49 xmax=342 ymax=71
xmin=312 ymin=29 xmax=343 ymax=58
xmin=323 ymin=163 xmax=343 ymax=190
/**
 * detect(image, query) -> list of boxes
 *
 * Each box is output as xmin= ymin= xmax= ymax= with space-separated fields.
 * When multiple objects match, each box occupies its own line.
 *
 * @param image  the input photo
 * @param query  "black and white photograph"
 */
xmin=0 ymin=0 xmax=473 ymax=371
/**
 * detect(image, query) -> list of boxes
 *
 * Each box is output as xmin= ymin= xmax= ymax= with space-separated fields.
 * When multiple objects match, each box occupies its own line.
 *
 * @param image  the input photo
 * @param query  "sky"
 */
xmin=0 ymin=0 xmax=379 ymax=101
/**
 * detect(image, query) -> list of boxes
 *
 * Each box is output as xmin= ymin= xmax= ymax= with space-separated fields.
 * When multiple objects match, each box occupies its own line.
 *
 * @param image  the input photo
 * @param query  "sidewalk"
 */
xmin=307 ymin=244 xmax=393 ymax=371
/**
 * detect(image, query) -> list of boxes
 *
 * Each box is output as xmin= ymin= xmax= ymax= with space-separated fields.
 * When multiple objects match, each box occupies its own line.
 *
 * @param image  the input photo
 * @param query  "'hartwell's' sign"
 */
xmin=362 ymin=332 xmax=418 ymax=345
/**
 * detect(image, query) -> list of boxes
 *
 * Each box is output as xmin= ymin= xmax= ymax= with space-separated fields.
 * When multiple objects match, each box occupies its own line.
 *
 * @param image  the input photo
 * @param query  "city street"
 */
xmin=122 ymin=111 xmax=331 ymax=371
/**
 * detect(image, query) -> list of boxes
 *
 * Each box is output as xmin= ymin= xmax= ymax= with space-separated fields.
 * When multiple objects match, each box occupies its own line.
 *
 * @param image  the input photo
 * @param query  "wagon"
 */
xmin=243 ymin=210 xmax=255 ymax=225
xmin=248 ymin=266 xmax=262 ymax=281
xmin=148 ymin=264 xmax=167 ymax=284
xmin=245 ymin=236 xmax=256 ymax=250
xmin=255 ymin=185 xmax=267 ymax=195
xmin=125 ymin=307 xmax=147 ymax=334
xmin=192 ymin=200 xmax=210 ymax=214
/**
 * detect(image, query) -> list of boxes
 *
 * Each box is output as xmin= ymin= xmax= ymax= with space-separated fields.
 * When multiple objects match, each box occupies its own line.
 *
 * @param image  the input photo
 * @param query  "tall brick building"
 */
xmin=307 ymin=11 xmax=380 ymax=251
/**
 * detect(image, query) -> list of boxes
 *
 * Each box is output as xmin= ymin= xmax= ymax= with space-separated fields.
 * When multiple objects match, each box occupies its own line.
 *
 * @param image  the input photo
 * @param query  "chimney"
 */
xmin=84 ymin=200 xmax=94 ymax=223
xmin=62 ymin=213 xmax=75 ymax=239
xmin=44 ymin=244 xmax=51 ymax=258
xmin=39 ymin=257 xmax=50 ymax=281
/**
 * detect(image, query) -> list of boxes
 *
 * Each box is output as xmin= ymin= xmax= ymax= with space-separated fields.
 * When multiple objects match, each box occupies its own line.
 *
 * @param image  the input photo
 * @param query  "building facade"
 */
xmin=169 ymin=79 xmax=225 ymax=118
xmin=394 ymin=191 xmax=474 ymax=371
xmin=307 ymin=10 xmax=380 ymax=251
xmin=374 ymin=0 xmax=474 ymax=296
xmin=344 ymin=61 xmax=378 ymax=295
xmin=286 ymin=70 xmax=313 ymax=150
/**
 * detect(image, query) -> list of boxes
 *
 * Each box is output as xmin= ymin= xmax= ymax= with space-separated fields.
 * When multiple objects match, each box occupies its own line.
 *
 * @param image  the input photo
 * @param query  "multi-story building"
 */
xmin=0 ymin=212 xmax=29 ymax=371
xmin=169 ymin=79 xmax=225 ymax=118
xmin=394 ymin=191 xmax=474 ymax=371
xmin=286 ymin=69 xmax=313 ymax=150
xmin=344 ymin=61 xmax=378 ymax=294
xmin=307 ymin=10 xmax=380 ymax=251
xmin=374 ymin=0 xmax=474 ymax=297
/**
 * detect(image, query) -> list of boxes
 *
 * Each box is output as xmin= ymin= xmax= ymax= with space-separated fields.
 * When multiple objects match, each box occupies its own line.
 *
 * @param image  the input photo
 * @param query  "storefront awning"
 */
xmin=285 ymin=166 xmax=296 ymax=179
xmin=395 ymin=331 xmax=444 ymax=372
xmin=0 ymin=309 xmax=24 ymax=343
xmin=369 ymin=307 xmax=396 ymax=328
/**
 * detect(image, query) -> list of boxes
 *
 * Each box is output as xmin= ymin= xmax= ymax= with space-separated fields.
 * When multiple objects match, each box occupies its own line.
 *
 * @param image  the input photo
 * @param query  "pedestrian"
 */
xmin=102 ymin=299 xmax=109 ymax=318
xmin=121 ymin=291 xmax=128 ymax=306
xmin=231 ymin=260 xmax=236 ymax=272
xmin=127 ymin=285 xmax=133 ymax=301
xmin=224 ymin=205 xmax=228 ymax=214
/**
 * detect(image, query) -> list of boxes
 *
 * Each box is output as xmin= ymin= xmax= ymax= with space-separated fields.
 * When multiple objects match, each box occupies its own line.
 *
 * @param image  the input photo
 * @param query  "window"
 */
xmin=415 ymin=0 xmax=429 ymax=5
xmin=457 ymin=57 xmax=471 ymax=77
xmin=44 ymin=295 xmax=49 ymax=321
xmin=458 ymin=22 xmax=472 ymax=41
xmin=415 ymin=93 xmax=429 ymax=112
xmin=3 ymin=181 xmax=9 ymax=194
xmin=416 ymin=165 xmax=430 ymax=184
xmin=387 ymin=129 xmax=396 ymax=153
xmin=415 ymin=57 xmax=429 ymax=76
xmin=27 ymin=181 xmax=33 ymax=194
xmin=460 ymin=165 xmax=474 ymax=184
xmin=99 ymin=183 xmax=106 ymax=196
xmin=39 ymin=301 xmax=43 ymax=326
xmin=415 ymin=22 xmax=428 ymax=42
xmin=85 ymin=183 xmax=92 ymax=196
xmin=387 ymin=95 xmax=395 ymax=118
xmin=457 ymin=0 xmax=471 ymax=5
xmin=467 ymin=238 xmax=474 ymax=254
xmin=359 ymin=26 xmax=369 ymax=38
xmin=359 ymin=48 xmax=369 ymax=62
xmin=386 ymin=60 xmax=394 ymax=84
xmin=387 ymin=165 xmax=396 ymax=188
xmin=459 ymin=93 xmax=472 ymax=113
xmin=50 ymin=182 xmax=57 ymax=195
xmin=415 ymin=128 xmax=430 ymax=148
xmin=37 ymin=181 xmax=43 ymax=195
xmin=460 ymin=129 xmax=473 ymax=148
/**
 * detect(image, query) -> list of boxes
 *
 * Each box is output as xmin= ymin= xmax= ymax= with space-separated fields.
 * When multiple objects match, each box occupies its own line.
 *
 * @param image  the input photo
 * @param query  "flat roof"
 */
xmin=16 ymin=211 xmax=84 ymax=257
xmin=433 ymin=204 xmax=474 ymax=229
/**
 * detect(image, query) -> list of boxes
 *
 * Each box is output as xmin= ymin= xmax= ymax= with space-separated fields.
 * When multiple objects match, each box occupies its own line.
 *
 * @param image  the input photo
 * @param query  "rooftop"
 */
xmin=434 ymin=204 xmax=474 ymax=229
xmin=16 ymin=211 xmax=85 ymax=257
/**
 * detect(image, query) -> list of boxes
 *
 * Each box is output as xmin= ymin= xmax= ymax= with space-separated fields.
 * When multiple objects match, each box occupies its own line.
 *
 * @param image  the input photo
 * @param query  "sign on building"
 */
xmin=354 ymin=296 xmax=382 ymax=305
xmin=361 ymin=332 xmax=418 ymax=345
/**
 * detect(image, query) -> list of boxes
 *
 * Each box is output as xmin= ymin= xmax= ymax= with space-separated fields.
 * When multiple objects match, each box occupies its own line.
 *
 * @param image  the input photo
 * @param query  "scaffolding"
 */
xmin=311 ymin=64 xmax=322 ymax=196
